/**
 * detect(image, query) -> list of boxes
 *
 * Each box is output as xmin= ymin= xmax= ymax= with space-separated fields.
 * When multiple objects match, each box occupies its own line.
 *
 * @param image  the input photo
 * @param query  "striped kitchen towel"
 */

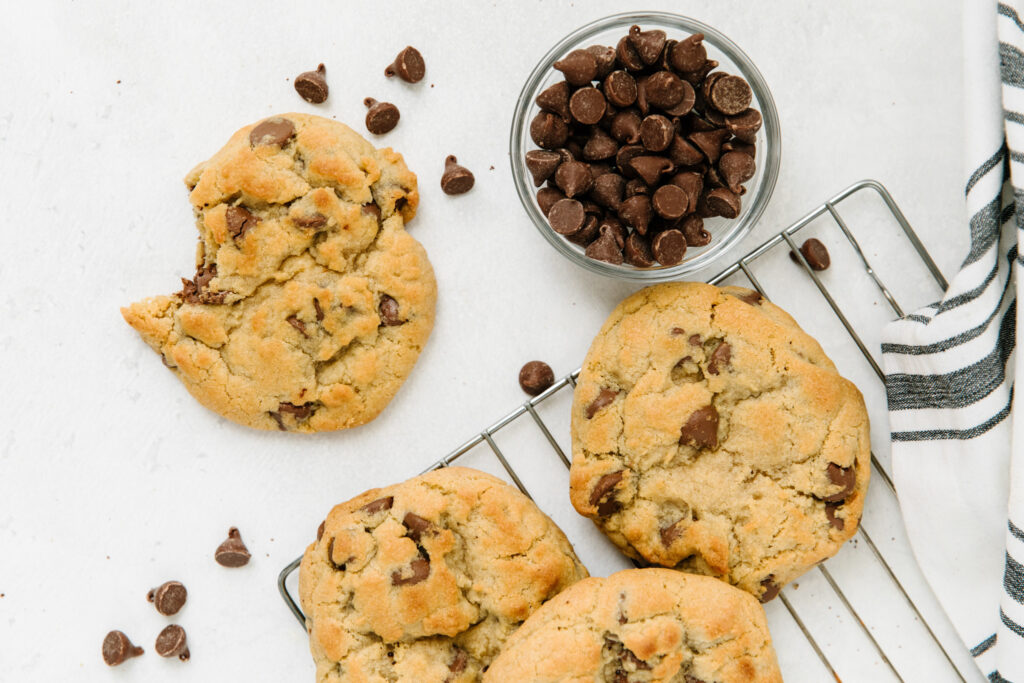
xmin=881 ymin=0 xmax=1024 ymax=679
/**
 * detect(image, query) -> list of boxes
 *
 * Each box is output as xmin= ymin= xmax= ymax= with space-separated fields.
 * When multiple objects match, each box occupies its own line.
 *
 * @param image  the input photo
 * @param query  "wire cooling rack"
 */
xmin=277 ymin=180 xmax=980 ymax=682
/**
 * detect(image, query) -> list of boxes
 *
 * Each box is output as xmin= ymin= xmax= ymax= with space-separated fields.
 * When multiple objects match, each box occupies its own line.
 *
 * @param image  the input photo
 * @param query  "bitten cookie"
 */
xmin=121 ymin=113 xmax=435 ymax=432
xmin=299 ymin=467 xmax=589 ymax=683
xmin=484 ymin=568 xmax=782 ymax=683
xmin=569 ymin=282 xmax=870 ymax=601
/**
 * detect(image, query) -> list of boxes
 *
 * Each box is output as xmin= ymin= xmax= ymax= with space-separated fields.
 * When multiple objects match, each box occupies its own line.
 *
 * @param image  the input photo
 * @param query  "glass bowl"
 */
xmin=510 ymin=12 xmax=781 ymax=281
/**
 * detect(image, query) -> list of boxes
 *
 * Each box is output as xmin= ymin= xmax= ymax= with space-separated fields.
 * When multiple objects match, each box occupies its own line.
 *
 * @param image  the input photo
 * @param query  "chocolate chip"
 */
xmin=651 ymin=228 xmax=687 ymax=266
xmin=823 ymin=463 xmax=856 ymax=502
xmin=585 ymin=387 xmax=619 ymax=418
xmin=391 ymin=556 xmax=431 ymax=586
xmin=286 ymin=315 xmax=308 ymax=337
xmin=249 ymin=117 xmax=295 ymax=147
xmin=624 ymin=232 xmax=655 ymax=267
xmin=616 ymin=35 xmax=644 ymax=71
xmin=609 ymin=109 xmax=642 ymax=143
xmin=615 ymin=144 xmax=647 ymax=178
xmin=215 ymin=527 xmax=250 ymax=568
xmin=634 ymin=74 xmax=651 ymax=115
xmin=364 ymin=98 xmax=400 ymax=135
xmin=525 ymin=150 xmax=561 ymax=187
xmin=225 ymin=206 xmax=259 ymax=242
xmin=569 ymin=87 xmax=606 ymax=125
xmin=759 ymin=576 xmax=781 ymax=603
xmin=676 ymin=219 xmax=708 ymax=250
xmin=792 ymin=238 xmax=831 ymax=270
xmin=279 ymin=402 xmax=314 ymax=419
xmin=701 ymin=71 xmax=726 ymax=101
xmin=530 ymin=111 xmax=571 ymax=149
xmin=624 ymin=178 xmax=650 ymax=198
xmin=628 ymin=25 xmax=666 ymax=65
xmin=294 ymin=63 xmax=328 ymax=103
xmin=548 ymin=198 xmax=586 ymax=235
xmin=726 ymin=108 xmax=762 ymax=143
xmin=102 ymin=631 xmax=144 ymax=666
xmin=385 ymin=46 xmax=426 ymax=83
xmin=719 ymin=151 xmax=756 ymax=193
xmin=688 ymin=128 xmax=730 ymax=163
xmin=441 ymin=155 xmax=475 ymax=195
xmin=723 ymin=140 xmax=757 ymax=159
xmin=536 ymin=187 xmax=565 ymax=216
xmin=585 ymin=231 xmax=624 ymax=264
xmin=583 ymin=128 xmax=619 ymax=161
xmin=709 ymin=74 xmax=753 ymax=115
xmin=662 ymin=79 xmax=697 ymax=116
xmin=681 ymin=59 xmax=719 ymax=87
xmin=660 ymin=520 xmax=684 ymax=546
xmin=589 ymin=470 xmax=624 ymax=508
xmin=603 ymin=70 xmax=638 ymax=108
xmin=568 ymin=214 xmax=600 ymax=245
xmin=554 ymin=160 xmax=593 ymax=198
xmin=598 ymin=216 xmax=627 ymax=249
xmin=362 ymin=202 xmax=382 ymax=222
xmin=179 ymin=263 xmax=225 ymax=305
xmin=591 ymin=172 xmax=625 ymax=209
xmin=519 ymin=360 xmax=555 ymax=396
xmin=628 ymin=156 xmax=673 ymax=187
xmin=669 ymin=33 xmax=707 ymax=73
xmin=618 ymin=194 xmax=653 ymax=235
xmin=680 ymin=405 xmax=718 ymax=449
xmin=735 ymin=289 xmax=763 ymax=306
xmin=554 ymin=49 xmax=598 ymax=86
xmin=644 ymin=71 xmax=685 ymax=109
xmin=639 ymin=114 xmax=674 ymax=152
xmin=294 ymin=212 xmax=327 ymax=229
xmin=316 ymin=521 xmax=325 ymax=540
xmin=704 ymin=187 xmax=742 ymax=218
xmin=668 ymin=135 xmax=705 ymax=167
xmin=668 ymin=172 xmax=703 ymax=211
xmin=587 ymin=44 xmax=617 ymax=79
xmin=361 ymin=496 xmax=394 ymax=513
xmin=379 ymin=294 xmax=405 ymax=326
xmin=651 ymin=184 xmax=689 ymax=220
xmin=689 ymin=334 xmax=702 ymax=346
xmin=536 ymin=80 xmax=571 ymax=121
xmin=707 ymin=342 xmax=731 ymax=375
xmin=402 ymin=513 xmax=433 ymax=542
xmin=825 ymin=503 xmax=845 ymax=531
xmin=155 ymin=624 xmax=189 ymax=661
xmin=147 ymin=580 xmax=187 ymax=616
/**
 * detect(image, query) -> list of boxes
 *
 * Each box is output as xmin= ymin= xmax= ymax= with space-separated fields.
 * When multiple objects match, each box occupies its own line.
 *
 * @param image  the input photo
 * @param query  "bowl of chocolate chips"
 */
xmin=511 ymin=12 xmax=780 ymax=280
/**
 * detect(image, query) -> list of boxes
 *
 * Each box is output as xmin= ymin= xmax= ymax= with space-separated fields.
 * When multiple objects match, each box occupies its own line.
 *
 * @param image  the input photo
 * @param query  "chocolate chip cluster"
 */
xmin=526 ymin=26 xmax=762 ymax=267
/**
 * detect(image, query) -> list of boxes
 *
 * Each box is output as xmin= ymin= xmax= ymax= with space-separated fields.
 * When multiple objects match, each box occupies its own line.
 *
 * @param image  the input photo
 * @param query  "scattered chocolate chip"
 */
xmin=639 ymin=114 xmax=674 ymax=152
xmin=707 ymin=341 xmax=731 ymax=375
xmin=548 ymin=198 xmax=586 ymax=235
xmin=587 ymin=45 xmax=618 ymax=79
xmin=378 ymin=294 xmax=405 ymax=326
xmin=585 ymin=387 xmax=619 ymax=418
xmin=214 ymin=527 xmax=251 ymax=568
xmin=155 ymin=624 xmax=189 ymax=661
xmin=519 ymin=360 xmax=555 ymax=396
xmin=554 ymin=160 xmax=593 ymax=198
xmin=286 ymin=315 xmax=308 ymax=337
xmin=402 ymin=513 xmax=433 ymax=542
xmin=719 ymin=151 xmax=756 ymax=193
xmin=363 ymin=98 xmax=400 ymax=135
xmin=680 ymin=405 xmax=719 ymax=449
xmin=709 ymin=74 xmax=753 ymax=115
xmin=704 ymin=187 xmax=742 ymax=218
xmin=585 ymin=230 xmax=624 ymax=264
xmin=525 ymin=150 xmax=562 ymax=186
xmin=249 ymin=117 xmax=295 ymax=147
xmin=624 ymin=232 xmax=655 ymax=267
xmin=618 ymin=194 xmax=653 ymax=235
xmin=536 ymin=80 xmax=571 ymax=120
xmin=147 ymin=581 xmax=187 ymax=616
xmin=589 ymin=471 xmax=624 ymax=510
xmin=391 ymin=556 xmax=431 ymax=586
xmin=823 ymin=463 xmax=856 ymax=502
xmin=361 ymin=496 xmax=394 ymax=513
xmin=441 ymin=155 xmax=475 ymax=195
xmin=102 ymin=631 xmax=144 ymax=666
xmin=669 ymin=34 xmax=707 ymax=73
xmin=385 ymin=46 xmax=426 ymax=83
xmin=294 ymin=63 xmax=328 ymax=103
xmin=554 ymin=49 xmax=598 ymax=86
xmin=791 ymin=238 xmax=831 ymax=270
xmin=569 ymin=87 xmax=607 ymax=125
xmin=825 ymin=503 xmax=845 ymax=530
xmin=651 ymin=184 xmax=689 ymax=220
xmin=652 ymin=229 xmax=687 ymax=266
xmin=759 ymin=576 xmax=781 ymax=603
xmin=536 ymin=187 xmax=566 ymax=216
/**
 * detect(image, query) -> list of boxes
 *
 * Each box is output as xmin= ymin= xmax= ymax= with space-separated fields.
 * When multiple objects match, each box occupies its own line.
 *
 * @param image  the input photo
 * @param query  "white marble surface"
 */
xmin=0 ymin=0 xmax=972 ymax=680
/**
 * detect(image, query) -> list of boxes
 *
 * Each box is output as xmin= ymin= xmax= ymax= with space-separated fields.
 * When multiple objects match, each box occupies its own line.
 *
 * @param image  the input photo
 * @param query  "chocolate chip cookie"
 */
xmin=484 ymin=568 xmax=782 ymax=682
xmin=121 ymin=113 xmax=435 ymax=432
xmin=299 ymin=467 xmax=589 ymax=682
xmin=569 ymin=282 xmax=870 ymax=601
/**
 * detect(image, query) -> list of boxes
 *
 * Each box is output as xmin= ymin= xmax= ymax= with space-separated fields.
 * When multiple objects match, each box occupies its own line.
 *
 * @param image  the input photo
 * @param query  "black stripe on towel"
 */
xmin=891 ymin=388 xmax=1013 ymax=441
xmin=1000 ymin=608 xmax=1024 ymax=638
xmin=1011 ymin=520 xmax=1024 ymax=543
xmin=989 ymin=671 xmax=1011 ymax=682
xmin=972 ymin=633 xmax=997 ymax=657
xmin=942 ymin=244 xmax=1016 ymax=312
xmin=999 ymin=2 xmax=1024 ymax=33
xmin=886 ymin=301 xmax=1015 ymax=410
xmin=966 ymin=143 xmax=1007 ymax=195
xmin=1000 ymin=41 xmax=1024 ymax=88
xmin=1006 ymin=552 xmax=1024 ymax=603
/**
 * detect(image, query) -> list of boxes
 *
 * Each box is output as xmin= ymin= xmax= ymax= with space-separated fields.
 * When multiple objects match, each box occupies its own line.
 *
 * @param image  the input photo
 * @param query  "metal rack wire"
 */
xmin=277 ymin=179 xmax=968 ymax=682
